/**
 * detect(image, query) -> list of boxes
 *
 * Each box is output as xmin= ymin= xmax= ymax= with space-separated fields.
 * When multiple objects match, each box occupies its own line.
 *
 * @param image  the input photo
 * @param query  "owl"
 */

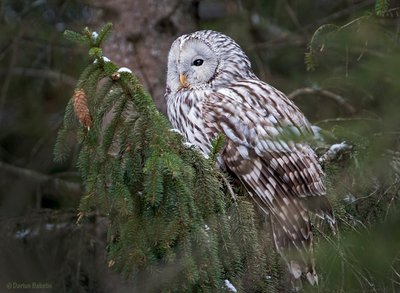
xmin=164 ymin=30 xmax=335 ymax=286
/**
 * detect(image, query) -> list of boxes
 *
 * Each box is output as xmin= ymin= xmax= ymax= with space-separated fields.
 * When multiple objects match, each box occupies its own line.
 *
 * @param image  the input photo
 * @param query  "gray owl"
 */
xmin=164 ymin=30 xmax=335 ymax=286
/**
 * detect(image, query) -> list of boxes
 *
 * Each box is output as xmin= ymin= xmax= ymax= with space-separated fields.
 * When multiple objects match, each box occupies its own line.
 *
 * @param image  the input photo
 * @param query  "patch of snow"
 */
xmin=15 ymin=229 xmax=31 ymax=239
xmin=319 ymin=141 xmax=351 ymax=164
xmin=91 ymin=31 xmax=98 ymax=41
xmin=169 ymin=128 xmax=182 ymax=135
xmin=117 ymin=67 xmax=132 ymax=73
xmin=183 ymin=142 xmax=209 ymax=159
xmin=343 ymin=193 xmax=356 ymax=204
xmin=102 ymin=56 xmax=111 ymax=62
xmin=329 ymin=141 xmax=349 ymax=152
xmin=93 ymin=56 xmax=111 ymax=64
xmin=183 ymin=142 xmax=196 ymax=148
xmin=224 ymin=279 xmax=237 ymax=292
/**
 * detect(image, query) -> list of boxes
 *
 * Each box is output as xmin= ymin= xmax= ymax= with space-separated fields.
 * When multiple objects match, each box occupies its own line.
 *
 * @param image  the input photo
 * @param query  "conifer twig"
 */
xmin=220 ymin=174 xmax=238 ymax=203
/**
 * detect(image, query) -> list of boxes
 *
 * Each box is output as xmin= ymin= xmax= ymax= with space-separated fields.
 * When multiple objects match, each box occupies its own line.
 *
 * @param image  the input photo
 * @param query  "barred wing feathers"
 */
xmin=202 ymin=80 xmax=334 ymax=282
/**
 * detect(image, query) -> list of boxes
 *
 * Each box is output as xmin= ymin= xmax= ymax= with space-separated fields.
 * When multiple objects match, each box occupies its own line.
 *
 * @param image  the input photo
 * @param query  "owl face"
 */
xmin=166 ymin=37 xmax=219 ymax=93
xmin=165 ymin=30 xmax=256 ymax=95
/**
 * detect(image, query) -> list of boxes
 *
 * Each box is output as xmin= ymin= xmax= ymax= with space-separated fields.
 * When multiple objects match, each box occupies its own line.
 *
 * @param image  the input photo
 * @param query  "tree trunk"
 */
xmin=88 ymin=0 xmax=198 ymax=114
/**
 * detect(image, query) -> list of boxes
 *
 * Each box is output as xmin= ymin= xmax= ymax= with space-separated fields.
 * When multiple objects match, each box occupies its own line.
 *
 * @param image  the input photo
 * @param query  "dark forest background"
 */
xmin=0 ymin=0 xmax=399 ymax=292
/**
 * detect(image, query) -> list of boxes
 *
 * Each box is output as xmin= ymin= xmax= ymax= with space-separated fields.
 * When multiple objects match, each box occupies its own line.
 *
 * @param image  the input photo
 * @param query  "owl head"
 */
xmin=165 ymin=30 xmax=256 ymax=94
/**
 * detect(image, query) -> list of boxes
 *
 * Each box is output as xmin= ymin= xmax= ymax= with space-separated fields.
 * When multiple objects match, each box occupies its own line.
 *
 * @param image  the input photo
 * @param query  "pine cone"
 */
xmin=73 ymin=89 xmax=92 ymax=130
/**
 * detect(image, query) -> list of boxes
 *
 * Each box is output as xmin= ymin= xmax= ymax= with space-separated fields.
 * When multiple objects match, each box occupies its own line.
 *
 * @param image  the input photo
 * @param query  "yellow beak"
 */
xmin=179 ymin=73 xmax=188 ymax=88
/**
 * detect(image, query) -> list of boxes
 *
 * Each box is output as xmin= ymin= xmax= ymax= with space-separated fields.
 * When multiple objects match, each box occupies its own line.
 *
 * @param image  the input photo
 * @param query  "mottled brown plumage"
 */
xmin=165 ymin=30 xmax=335 ymax=286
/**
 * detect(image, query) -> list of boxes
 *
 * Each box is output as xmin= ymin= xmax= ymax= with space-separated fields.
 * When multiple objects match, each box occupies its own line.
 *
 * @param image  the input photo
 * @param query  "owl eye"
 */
xmin=192 ymin=59 xmax=204 ymax=66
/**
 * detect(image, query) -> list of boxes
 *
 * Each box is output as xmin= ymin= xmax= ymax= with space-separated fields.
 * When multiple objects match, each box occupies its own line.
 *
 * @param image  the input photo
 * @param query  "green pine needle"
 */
xmin=55 ymin=23 xmax=280 ymax=292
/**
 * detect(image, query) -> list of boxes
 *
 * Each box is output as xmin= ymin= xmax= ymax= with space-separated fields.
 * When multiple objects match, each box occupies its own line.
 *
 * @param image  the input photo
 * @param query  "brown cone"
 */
xmin=73 ymin=89 xmax=92 ymax=130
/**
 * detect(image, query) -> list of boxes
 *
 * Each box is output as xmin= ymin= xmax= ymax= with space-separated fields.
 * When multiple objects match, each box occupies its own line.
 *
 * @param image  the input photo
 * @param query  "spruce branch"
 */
xmin=375 ymin=0 xmax=390 ymax=16
xmin=305 ymin=24 xmax=339 ymax=71
xmin=63 ymin=29 xmax=89 ymax=46
xmin=96 ymin=22 xmax=113 ymax=47
xmin=209 ymin=133 xmax=226 ymax=163
xmin=55 ymin=23 xmax=271 ymax=292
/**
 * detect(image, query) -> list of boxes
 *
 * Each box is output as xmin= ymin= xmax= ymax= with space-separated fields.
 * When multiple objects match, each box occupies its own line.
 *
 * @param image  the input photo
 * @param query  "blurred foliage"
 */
xmin=0 ymin=0 xmax=88 ymax=173
xmin=1 ymin=0 xmax=400 ymax=292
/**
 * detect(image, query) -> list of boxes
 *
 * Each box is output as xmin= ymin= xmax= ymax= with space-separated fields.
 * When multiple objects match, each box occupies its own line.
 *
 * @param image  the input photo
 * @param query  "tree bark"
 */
xmin=88 ymin=0 xmax=198 ymax=114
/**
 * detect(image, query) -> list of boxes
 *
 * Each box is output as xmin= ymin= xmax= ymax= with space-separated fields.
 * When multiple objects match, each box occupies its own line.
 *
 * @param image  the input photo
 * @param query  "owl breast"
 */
xmin=166 ymin=89 xmax=215 ymax=156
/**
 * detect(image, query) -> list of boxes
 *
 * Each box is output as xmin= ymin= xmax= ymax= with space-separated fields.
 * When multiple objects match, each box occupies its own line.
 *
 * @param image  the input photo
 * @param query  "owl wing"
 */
xmin=202 ymin=79 xmax=334 ymax=282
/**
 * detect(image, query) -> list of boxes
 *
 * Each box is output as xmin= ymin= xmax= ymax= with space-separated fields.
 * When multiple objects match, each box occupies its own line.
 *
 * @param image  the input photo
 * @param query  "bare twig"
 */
xmin=316 ymin=117 xmax=380 ymax=125
xmin=0 ymin=67 xmax=77 ymax=87
xmin=0 ymin=161 xmax=82 ymax=199
xmin=288 ymin=87 xmax=356 ymax=114
xmin=0 ymin=30 xmax=21 ymax=127
xmin=29 ymin=117 xmax=64 ymax=163
xmin=248 ymin=0 xmax=375 ymax=52
xmin=220 ymin=173 xmax=238 ymax=203
xmin=247 ymin=35 xmax=306 ymax=51
xmin=302 ymin=0 xmax=375 ymax=32
xmin=283 ymin=0 xmax=302 ymax=31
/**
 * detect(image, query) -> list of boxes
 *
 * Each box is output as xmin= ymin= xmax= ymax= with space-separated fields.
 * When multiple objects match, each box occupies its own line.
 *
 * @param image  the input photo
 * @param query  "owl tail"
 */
xmin=270 ymin=211 xmax=318 ymax=290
